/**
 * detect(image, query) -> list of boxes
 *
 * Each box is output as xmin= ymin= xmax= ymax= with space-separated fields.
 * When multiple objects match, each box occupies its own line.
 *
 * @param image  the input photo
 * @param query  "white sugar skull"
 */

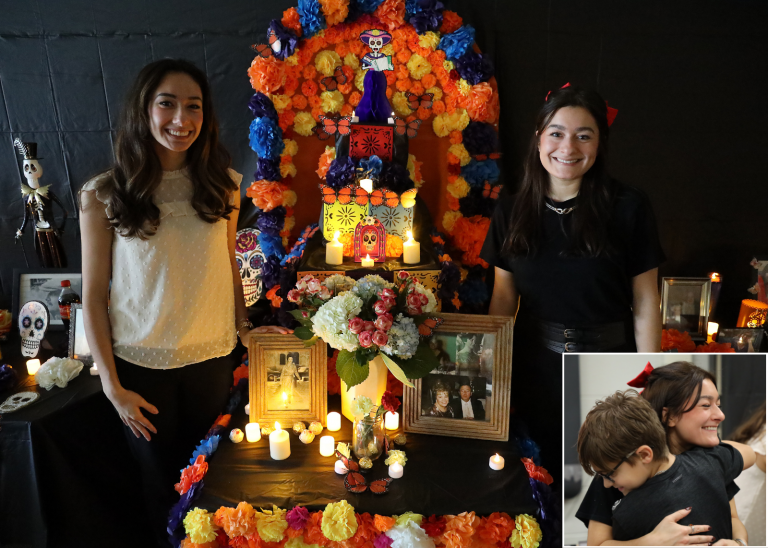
xmin=0 ymin=391 xmax=40 ymax=413
xmin=235 ymin=228 xmax=266 ymax=306
xmin=18 ymin=300 xmax=49 ymax=358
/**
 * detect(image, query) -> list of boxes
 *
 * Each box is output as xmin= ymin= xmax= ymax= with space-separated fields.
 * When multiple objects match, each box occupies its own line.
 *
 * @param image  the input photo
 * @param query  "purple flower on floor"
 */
xmin=286 ymin=506 xmax=310 ymax=530
xmin=374 ymin=533 xmax=394 ymax=548
xmin=166 ymin=480 xmax=204 ymax=534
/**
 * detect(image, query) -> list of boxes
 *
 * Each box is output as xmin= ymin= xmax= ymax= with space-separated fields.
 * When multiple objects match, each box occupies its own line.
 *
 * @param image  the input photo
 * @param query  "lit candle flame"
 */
xmin=406 ymin=230 xmax=414 ymax=242
xmin=274 ymin=421 xmax=281 ymax=431
xmin=710 ymin=272 xmax=721 ymax=282
xmin=333 ymin=230 xmax=340 ymax=243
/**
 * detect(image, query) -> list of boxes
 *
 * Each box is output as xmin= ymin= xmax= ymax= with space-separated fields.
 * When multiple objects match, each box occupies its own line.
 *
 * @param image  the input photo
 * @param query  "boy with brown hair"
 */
xmin=577 ymin=390 xmax=755 ymax=543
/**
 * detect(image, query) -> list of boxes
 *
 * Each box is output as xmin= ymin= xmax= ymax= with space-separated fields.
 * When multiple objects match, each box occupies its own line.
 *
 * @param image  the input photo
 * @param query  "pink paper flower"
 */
xmin=286 ymin=506 xmax=309 ymax=530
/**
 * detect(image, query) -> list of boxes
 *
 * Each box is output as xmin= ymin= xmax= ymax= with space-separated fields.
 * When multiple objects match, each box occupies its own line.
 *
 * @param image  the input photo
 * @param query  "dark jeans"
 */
xmin=114 ymin=352 xmax=235 ymax=546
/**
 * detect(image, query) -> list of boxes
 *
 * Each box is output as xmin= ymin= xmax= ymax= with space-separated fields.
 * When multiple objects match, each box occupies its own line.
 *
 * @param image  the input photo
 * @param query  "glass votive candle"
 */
xmin=489 ymin=453 xmax=505 ymax=470
xmin=245 ymin=422 xmax=261 ymax=442
xmin=385 ymin=411 xmax=399 ymax=430
xmin=327 ymin=412 xmax=341 ymax=431
xmin=319 ymin=435 xmax=335 ymax=457
xmin=26 ymin=359 xmax=41 ymax=375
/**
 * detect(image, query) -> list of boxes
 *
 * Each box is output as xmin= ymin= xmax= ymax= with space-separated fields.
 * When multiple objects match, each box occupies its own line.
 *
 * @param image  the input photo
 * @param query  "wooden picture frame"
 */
xmin=12 ymin=268 xmax=82 ymax=330
xmin=660 ymin=277 xmax=711 ymax=338
xmin=67 ymin=304 xmax=94 ymax=366
xmin=248 ymin=334 xmax=327 ymax=426
xmin=403 ymin=313 xmax=513 ymax=441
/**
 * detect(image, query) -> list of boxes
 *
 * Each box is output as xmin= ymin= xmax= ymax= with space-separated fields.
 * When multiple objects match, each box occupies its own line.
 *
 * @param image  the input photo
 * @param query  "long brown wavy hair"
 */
xmin=503 ymin=85 xmax=617 ymax=257
xmin=89 ymin=59 xmax=237 ymax=239
xmin=729 ymin=401 xmax=765 ymax=444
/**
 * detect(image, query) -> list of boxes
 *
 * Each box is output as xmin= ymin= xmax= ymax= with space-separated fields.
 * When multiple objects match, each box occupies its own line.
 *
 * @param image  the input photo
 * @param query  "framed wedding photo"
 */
xmin=12 ymin=268 xmax=82 ymax=330
xmin=660 ymin=277 xmax=711 ymax=338
xmin=248 ymin=334 xmax=327 ymax=426
xmin=67 ymin=304 xmax=94 ymax=366
xmin=403 ymin=313 xmax=513 ymax=441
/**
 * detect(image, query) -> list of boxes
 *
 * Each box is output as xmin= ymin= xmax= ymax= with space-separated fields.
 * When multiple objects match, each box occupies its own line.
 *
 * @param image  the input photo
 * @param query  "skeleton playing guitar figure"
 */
xmin=14 ymin=139 xmax=68 ymax=267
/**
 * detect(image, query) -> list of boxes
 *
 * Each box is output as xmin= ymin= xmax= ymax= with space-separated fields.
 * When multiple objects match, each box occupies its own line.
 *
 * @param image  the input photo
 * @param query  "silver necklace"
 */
xmin=545 ymin=202 xmax=576 ymax=215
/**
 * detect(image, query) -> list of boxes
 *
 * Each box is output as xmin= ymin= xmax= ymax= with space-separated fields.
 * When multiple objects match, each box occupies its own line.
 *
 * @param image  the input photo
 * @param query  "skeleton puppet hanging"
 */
xmin=14 ymin=139 xmax=68 ymax=267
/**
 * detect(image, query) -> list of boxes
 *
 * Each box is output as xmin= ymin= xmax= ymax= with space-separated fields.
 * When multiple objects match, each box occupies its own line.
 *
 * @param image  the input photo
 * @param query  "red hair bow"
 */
xmin=545 ymin=82 xmax=618 ymax=127
xmin=627 ymin=362 xmax=654 ymax=391
xmin=544 ymin=82 xmax=570 ymax=102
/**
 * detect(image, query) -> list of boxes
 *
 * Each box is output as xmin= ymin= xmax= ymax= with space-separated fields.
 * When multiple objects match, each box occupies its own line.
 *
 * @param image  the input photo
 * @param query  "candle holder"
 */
xmin=736 ymin=299 xmax=768 ymax=328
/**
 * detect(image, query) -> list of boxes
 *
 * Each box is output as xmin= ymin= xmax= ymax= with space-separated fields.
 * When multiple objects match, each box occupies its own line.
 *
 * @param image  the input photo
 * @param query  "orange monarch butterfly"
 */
xmin=393 ymin=116 xmax=421 ymax=138
xmin=354 ymin=187 xmax=370 ymax=206
xmin=250 ymin=43 xmax=273 ymax=59
xmin=417 ymin=316 xmax=444 ymax=337
xmin=336 ymin=451 xmax=360 ymax=473
xmin=344 ymin=471 xmax=393 ymax=495
xmin=369 ymin=189 xmax=384 ymax=206
xmin=384 ymin=190 xmax=399 ymax=208
xmin=312 ymin=124 xmax=334 ymax=141
xmin=321 ymin=66 xmax=348 ymax=91
xmin=405 ymin=91 xmax=433 ymax=110
xmin=321 ymin=186 xmax=338 ymax=205
xmin=337 ymin=186 xmax=353 ymax=205
xmin=473 ymin=152 xmax=502 ymax=161
xmin=482 ymin=183 xmax=501 ymax=200
xmin=319 ymin=114 xmax=352 ymax=137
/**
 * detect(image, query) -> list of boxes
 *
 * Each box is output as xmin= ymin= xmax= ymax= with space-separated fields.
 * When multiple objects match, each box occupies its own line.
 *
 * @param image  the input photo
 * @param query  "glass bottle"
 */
xmin=352 ymin=406 xmax=385 ymax=460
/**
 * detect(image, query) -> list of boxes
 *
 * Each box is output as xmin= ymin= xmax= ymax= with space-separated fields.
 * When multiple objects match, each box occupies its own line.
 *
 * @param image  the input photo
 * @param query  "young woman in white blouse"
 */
xmin=79 ymin=59 xmax=288 ymax=543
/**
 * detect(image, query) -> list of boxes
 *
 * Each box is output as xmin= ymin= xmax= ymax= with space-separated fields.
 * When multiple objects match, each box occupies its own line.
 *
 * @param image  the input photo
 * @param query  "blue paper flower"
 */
xmin=462 ymin=121 xmax=498 ymax=156
xmin=255 ymin=157 xmax=281 ymax=182
xmin=461 ymin=159 xmax=500 ymax=187
xmin=359 ymin=154 xmax=383 ymax=178
xmin=268 ymin=19 xmax=299 ymax=60
xmin=258 ymin=232 xmax=286 ymax=260
xmin=454 ymin=50 xmax=494 ymax=85
xmin=405 ymin=0 xmax=422 ymax=19
xmin=249 ymin=117 xmax=284 ymax=160
xmin=353 ymin=0 xmax=385 ymax=14
xmin=248 ymin=92 xmax=278 ymax=120
xmin=190 ymin=435 xmax=220 ymax=464
xmin=297 ymin=0 xmax=326 ymax=37
xmin=438 ymin=24 xmax=476 ymax=61
xmin=326 ymin=157 xmax=356 ymax=190
xmin=458 ymin=276 xmax=489 ymax=305
xmin=257 ymin=206 xmax=286 ymax=236
xmin=380 ymin=162 xmax=414 ymax=194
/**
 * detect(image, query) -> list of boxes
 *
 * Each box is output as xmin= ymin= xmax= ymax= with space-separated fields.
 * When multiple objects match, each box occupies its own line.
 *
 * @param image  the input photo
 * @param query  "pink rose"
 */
xmin=296 ymin=276 xmax=311 ymax=291
xmin=379 ymin=312 xmax=393 ymax=323
xmin=318 ymin=286 xmax=331 ymax=299
xmin=407 ymin=303 xmax=422 ymax=315
xmin=407 ymin=293 xmax=422 ymax=308
xmin=374 ymin=315 xmax=393 ymax=331
xmin=348 ymin=317 xmax=365 ymax=335
xmin=372 ymin=330 xmax=388 ymax=346
xmin=379 ymin=288 xmax=396 ymax=300
xmin=287 ymin=289 xmax=301 ymax=303
xmin=383 ymin=297 xmax=397 ymax=308
xmin=301 ymin=311 xmax=310 ymax=319
xmin=397 ymin=271 xmax=409 ymax=281
xmin=373 ymin=300 xmax=391 ymax=315
xmin=358 ymin=331 xmax=373 ymax=348
xmin=363 ymin=321 xmax=376 ymax=332
xmin=307 ymin=279 xmax=322 ymax=294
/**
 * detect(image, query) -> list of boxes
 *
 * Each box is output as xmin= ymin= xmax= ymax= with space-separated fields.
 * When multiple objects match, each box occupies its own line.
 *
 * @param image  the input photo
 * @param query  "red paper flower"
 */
xmin=521 ymin=457 xmax=554 ymax=485
xmin=175 ymin=455 xmax=208 ymax=495
xmin=232 ymin=364 xmax=248 ymax=388
xmin=422 ymin=515 xmax=447 ymax=537
xmin=661 ymin=329 xmax=696 ymax=352
xmin=381 ymin=390 xmax=401 ymax=414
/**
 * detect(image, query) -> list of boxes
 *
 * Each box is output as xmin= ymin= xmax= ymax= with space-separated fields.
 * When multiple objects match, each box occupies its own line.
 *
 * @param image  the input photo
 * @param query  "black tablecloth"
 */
xmin=194 ymin=396 xmax=538 ymax=517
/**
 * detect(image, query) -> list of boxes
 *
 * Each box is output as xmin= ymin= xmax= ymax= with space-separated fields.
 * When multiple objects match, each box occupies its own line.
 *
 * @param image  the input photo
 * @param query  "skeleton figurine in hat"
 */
xmin=14 ymin=139 xmax=68 ymax=267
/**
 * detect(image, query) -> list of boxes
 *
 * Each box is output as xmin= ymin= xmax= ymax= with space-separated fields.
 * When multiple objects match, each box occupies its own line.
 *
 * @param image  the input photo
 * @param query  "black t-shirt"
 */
xmin=479 ymin=181 xmax=665 ymax=325
xmin=611 ymin=444 xmax=743 ymax=542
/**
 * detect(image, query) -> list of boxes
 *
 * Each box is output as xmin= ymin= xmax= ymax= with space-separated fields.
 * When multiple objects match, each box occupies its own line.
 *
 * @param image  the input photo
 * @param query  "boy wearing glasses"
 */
xmin=577 ymin=390 xmax=755 ymax=542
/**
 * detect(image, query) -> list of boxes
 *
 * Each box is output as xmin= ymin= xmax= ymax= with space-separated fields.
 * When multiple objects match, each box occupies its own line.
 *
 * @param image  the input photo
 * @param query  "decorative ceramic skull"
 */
xmin=18 ymin=300 xmax=49 ymax=358
xmin=0 ymin=391 xmax=40 ymax=413
xmin=235 ymin=228 xmax=266 ymax=306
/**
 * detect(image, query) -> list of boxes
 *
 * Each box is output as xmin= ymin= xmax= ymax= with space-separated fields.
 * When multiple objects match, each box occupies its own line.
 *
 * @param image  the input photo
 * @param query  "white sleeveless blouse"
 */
xmin=82 ymin=168 xmax=240 ymax=369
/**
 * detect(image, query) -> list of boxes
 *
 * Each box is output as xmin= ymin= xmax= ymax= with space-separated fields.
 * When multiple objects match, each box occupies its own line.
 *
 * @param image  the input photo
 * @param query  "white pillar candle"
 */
xmin=26 ymin=359 xmax=41 ymax=375
xmin=326 ymin=231 xmax=344 ymax=265
xmin=327 ymin=412 xmax=341 ymax=431
xmin=244 ymin=402 xmax=250 ymax=415
xmin=335 ymin=459 xmax=349 ymax=474
xmin=385 ymin=411 xmax=399 ymax=430
xmin=245 ymin=422 xmax=261 ymax=443
xmin=269 ymin=422 xmax=291 ymax=460
xmin=361 ymin=254 xmax=374 ymax=268
xmin=360 ymin=178 xmax=373 ymax=194
xmin=489 ymin=453 xmax=505 ymax=470
xmin=89 ymin=362 xmax=99 ymax=376
xmin=403 ymin=231 xmax=420 ymax=264
xmin=319 ymin=435 xmax=335 ymax=457
xmin=388 ymin=463 xmax=404 ymax=478
xmin=707 ymin=322 xmax=719 ymax=343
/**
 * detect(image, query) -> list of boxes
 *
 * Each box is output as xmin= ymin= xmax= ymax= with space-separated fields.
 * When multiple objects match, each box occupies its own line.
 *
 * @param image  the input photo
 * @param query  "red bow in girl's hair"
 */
xmin=545 ymin=82 xmax=619 ymax=127
xmin=627 ymin=362 xmax=654 ymax=391
xmin=544 ymin=82 xmax=571 ymax=102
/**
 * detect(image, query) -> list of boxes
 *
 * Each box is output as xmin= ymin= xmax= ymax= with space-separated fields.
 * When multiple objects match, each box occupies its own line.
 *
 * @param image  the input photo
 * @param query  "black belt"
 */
xmin=536 ymin=319 xmax=627 ymax=353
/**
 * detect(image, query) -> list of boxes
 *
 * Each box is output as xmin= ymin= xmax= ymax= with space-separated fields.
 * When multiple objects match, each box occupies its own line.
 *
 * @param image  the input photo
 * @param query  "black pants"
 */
xmin=114 ymin=353 xmax=235 ymax=546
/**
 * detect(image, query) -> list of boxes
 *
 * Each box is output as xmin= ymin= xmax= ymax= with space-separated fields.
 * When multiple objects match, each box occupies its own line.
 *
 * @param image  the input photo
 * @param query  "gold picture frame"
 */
xmin=248 ymin=334 xmax=328 ymax=426
xmin=660 ymin=277 xmax=711 ymax=338
xmin=403 ymin=313 xmax=513 ymax=441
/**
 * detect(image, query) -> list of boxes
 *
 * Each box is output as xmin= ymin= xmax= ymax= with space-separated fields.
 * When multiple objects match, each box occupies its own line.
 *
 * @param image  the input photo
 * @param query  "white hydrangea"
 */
xmin=352 ymin=274 xmax=394 ymax=302
xmin=388 ymin=521 xmax=436 ymax=548
xmin=380 ymin=314 xmax=420 ymax=359
xmin=322 ymin=274 xmax=356 ymax=294
xmin=412 ymin=283 xmax=438 ymax=314
xmin=312 ymin=293 xmax=363 ymax=352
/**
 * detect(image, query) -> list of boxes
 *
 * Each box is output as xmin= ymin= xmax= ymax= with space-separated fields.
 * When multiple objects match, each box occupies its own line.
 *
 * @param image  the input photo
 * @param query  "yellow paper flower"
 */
xmin=320 ymin=90 xmax=344 ymax=113
xmin=255 ymin=505 xmax=288 ymax=543
xmin=433 ymin=109 xmax=470 ymax=137
xmin=285 ymin=538 xmax=323 ymax=548
xmin=344 ymin=52 xmax=360 ymax=70
xmin=395 ymin=512 xmax=423 ymax=527
xmin=285 ymin=48 xmax=300 ymax=66
xmin=407 ymin=154 xmax=423 ymax=187
xmin=384 ymin=450 xmax=407 ymax=466
xmin=443 ymin=210 xmax=463 ymax=233
xmin=510 ymin=514 xmax=543 ymax=548
xmin=293 ymin=111 xmax=316 ymax=136
xmin=283 ymin=139 xmax=299 ymax=157
xmin=447 ymin=176 xmax=470 ymax=199
xmin=321 ymin=500 xmax=358 ymax=541
xmin=283 ymin=216 xmax=296 ymax=233
xmin=407 ymin=54 xmax=432 ymax=80
xmin=280 ymin=162 xmax=297 ymax=178
xmin=283 ymin=190 xmax=297 ymax=208
xmin=392 ymin=91 xmax=411 ymax=117
xmin=457 ymin=79 xmax=471 ymax=96
xmin=443 ymin=59 xmax=455 ymax=72
xmin=419 ymin=31 xmax=441 ymax=51
xmin=184 ymin=508 xmax=218 ymax=544
xmin=315 ymin=50 xmax=342 ymax=77
xmin=271 ymin=94 xmax=292 ymax=112
xmin=336 ymin=442 xmax=351 ymax=458
xmin=354 ymin=69 xmax=366 ymax=92
xmin=448 ymin=144 xmax=471 ymax=166
xmin=426 ymin=86 xmax=443 ymax=100
xmin=351 ymin=396 xmax=374 ymax=418
xmin=381 ymin=44 xmax=395 ymax=56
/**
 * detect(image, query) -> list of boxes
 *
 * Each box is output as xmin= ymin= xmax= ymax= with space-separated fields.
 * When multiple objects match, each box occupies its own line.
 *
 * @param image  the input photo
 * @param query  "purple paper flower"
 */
xmin=462 ymin=121 xmax=498 ymax=156
xmin=359 ymin=154 xmax=383 ymax=178
xmin=380 ymin=162 xmax=414 ymax=194
xmin=286 ymin=506 xmax=310 ymax=530
xmin=326 ymin=157 xmax=356 ymax=190
xmin=249 ymin=92 xmax=278 ymax=120
xmin=255 ymin=157 xmax=281 ymax=182
xmin=409 ymin=1 xmax=444 ymax=34
xmin=0 ymin=364 xmax=17 ymax=393
xmin=354 ymin=0 xmax=385 ymax=14
xmin=257 ymin=206 xmax=286 ymax=237
xmin=454 ymin=50 xmax=494 ymax=85
xmin=166 ymin=480 xmax=204 ymax=535
xmin=268 ymin=19 xmax=299 ymax=60
xmin=458 ymin=276 xmax=489 ymax=306
xmin=374 ymin=533 xmax=394 ymax=548
xmin=461 ymin=159 xmax=500 ymax=187
xmin=438 ymin=24 xmax=476 ymax=61
xmin=261 ymin=255 xmax=282 ymax=289
xmin=459 ymin=189 xmax=495 ymax=217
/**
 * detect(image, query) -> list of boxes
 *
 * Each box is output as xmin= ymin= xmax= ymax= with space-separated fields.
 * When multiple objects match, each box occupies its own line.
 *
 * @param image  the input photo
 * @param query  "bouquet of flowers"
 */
xmin=288 ymin=272 xmax=441 ymax=387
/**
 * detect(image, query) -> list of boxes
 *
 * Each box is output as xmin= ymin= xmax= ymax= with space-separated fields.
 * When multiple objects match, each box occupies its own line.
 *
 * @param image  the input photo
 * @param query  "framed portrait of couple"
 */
xmin=403 ymin=313 xmax=513 ymax=441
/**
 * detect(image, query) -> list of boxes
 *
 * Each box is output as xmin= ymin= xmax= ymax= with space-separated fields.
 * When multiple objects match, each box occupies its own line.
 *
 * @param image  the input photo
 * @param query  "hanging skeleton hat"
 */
xmin=14 ymin=138 xmax=39 ymax=160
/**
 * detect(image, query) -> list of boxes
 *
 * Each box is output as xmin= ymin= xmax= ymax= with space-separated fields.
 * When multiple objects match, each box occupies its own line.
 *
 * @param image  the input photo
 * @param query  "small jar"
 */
xmin=352 ymin=406 xmax=385 ymax=460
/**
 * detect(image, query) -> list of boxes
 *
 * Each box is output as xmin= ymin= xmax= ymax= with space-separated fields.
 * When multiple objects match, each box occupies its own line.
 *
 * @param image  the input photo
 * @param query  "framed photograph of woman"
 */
xmin=403 ymin=313 xmax=513 ymax=441
xmin=660 ymin=277 xmax=711 ymax=338
xmin=248 ymin=334 xmax=327 ymax=426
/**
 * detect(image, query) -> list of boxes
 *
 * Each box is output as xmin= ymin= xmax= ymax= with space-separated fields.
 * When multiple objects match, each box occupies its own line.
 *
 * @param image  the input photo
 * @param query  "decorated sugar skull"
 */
xmin=18 ymin=300 xmax=49 ymax=357
xmin=236 ymin=228 xmax=266 ymax=306
xmin=354 ymin=216 xmax=386 ymax=262
xmin=360 ymin=29 xmax=392 ymax=53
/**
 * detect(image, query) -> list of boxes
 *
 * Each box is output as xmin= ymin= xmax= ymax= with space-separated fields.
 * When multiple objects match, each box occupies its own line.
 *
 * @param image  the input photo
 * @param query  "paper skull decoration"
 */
xmin=354 ymin=216 xmax=386 ymax=262
xmin=235 ymin=228 xmax=266 ymax=306
xmin=0 ymin=391 xmax=40 ymax=413
xmin=18 ymin=300 xmax=49 ymax=358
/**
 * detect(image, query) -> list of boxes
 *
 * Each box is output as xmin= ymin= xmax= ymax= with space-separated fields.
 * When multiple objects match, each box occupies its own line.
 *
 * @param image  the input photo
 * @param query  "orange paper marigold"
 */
xmin=373 ymin=0 xmax=406 ymax=30
xmin=386 ymin=234 xmax=404 ymax=258
xmin=213 ymin=502 xmax=257 ymax=539
xmin=373 ymin=515 xmax=396 ymax=533
xmin=319 ymin=0 xmax=349 ymax=26
xmin=440 ymin=10 xmax=463 ymax=34
xmin=452 ymin=215 xmax=491 ymax=267
xmin=174 ymin=455 xmax=208 ymax=495
xmin=247 ymin=181 xmax=288 ymax=212
xmin=441 ymin=511 xmax=480 ymax=548
xmin=282 ymin=7 xmax=302 ymax=36
xmin=695 ymin=341 xmax=735 ymax=353
xmin=477 ymin=512 xmax=515 ymax=545
xmin=266 ymin=285 xmax=282 ymax=308
xmin=248 ymin=57 xmax=286 ymax=95
xmin=661 ymin=329 xmax=697 ymax=353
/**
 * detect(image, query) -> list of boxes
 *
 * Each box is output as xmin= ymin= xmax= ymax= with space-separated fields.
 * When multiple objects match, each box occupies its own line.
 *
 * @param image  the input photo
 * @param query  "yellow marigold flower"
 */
xmin=283 ymin=139 xmax=299 ymax=157
xmin=443 ymin=59 xmax=455 ymax=72
xmin=293 ymin=111 xmax=316 ymax=137
xmin=426 ymin=86 xmax=443 ymax=101
xmin=447 ymin=176 xmax=470 ymax=199
xmin=395 ymin=512 xmax=423 ymax=527
xmin=282 ymin=190 xmax=297 ymax=208
xmin=255 ymin=505 xmax=288 ymax=543
xmin=448 ymin=143 xmax=471 ymax=166
xmin=271 ymin=94 xmax=292 ymax=112
xmin=443 ymin=210 xmax=463 ymax=233
xmin=283 ymin=216 xmax=295 ymax=233
xmin=354 ymin=69 xmax=366 ymax=92
xmin=280 ymin=162 xmax=297 ymax=178
xmin=344 ymin=52 xmax=360 ymax=70
xmin=457 ymin=79 xmax=471 ymax=96
xmin=285 ymin=538 xmax=323 ymax=548
xmin=183 ymin=508 xmax=218 ymax=544
xmin=510 ymin=514 xmax=543 ymax=548
xmin=391 ymin=91 xmax=411 ymax=117
xmin=406 ymin=54 xmax=432 ymax=80
xmin=285 ymin=48 xmax=300 ymax=66
xmin=381 ymin=44 xmax=395 ymax=56
xmin=407 ymin=154 xmax=423 ymax=187
xmin=385 ymin=234 xmax=403 ymax=258
xmin=384 ymin=450 xmax=407 ymax=466
xmin=315 ymin=50 xmax=342 ymax=77
xmin=321 ymin=500 xmax=358 ymax=541
xmin=320 ymin=90 xmax=344 ymax=113
xmin=418 ymin=31 xmax=441 ymax=50
xmin=433 ymin=109 xmax=470 ymax=136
